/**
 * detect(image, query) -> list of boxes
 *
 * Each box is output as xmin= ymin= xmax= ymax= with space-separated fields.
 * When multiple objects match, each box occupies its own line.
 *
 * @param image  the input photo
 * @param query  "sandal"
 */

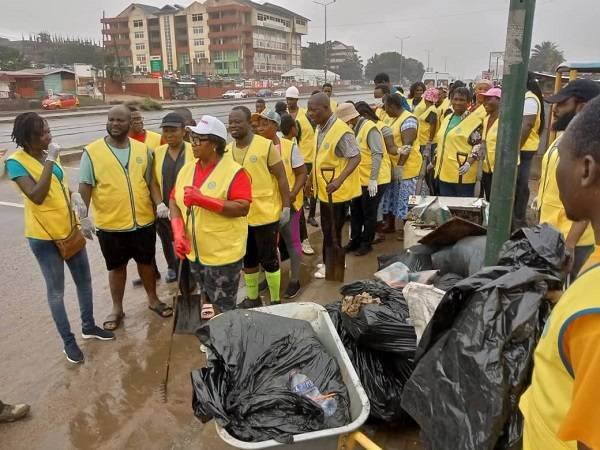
xmin=148 ymin=301 xmax=173 ymax=318
xmin=103 ymin=312 xmax=125 ymax=331
xmin=201 ymin=303 xmax=218 ymax=320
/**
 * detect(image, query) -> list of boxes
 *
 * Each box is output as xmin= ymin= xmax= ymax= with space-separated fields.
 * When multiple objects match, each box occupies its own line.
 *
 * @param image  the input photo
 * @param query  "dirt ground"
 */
xmin=0 ymin=217 xmax=422 ymax=450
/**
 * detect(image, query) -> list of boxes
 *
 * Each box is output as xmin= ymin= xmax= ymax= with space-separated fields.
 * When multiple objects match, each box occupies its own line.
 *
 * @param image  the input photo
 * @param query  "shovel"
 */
xmin=321 ymin=167 xmax=345 ymax=282
xmin=473 ymin=142 xmax=487 ymax=198
xmin=457 ymin=152 xmax=469 ymax=186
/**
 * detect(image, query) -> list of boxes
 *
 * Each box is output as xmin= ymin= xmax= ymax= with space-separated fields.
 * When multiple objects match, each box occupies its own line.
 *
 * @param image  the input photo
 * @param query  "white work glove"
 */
xmin=392 ymin=165 xmax=403 ymax=182
xmin=458 ymin=161 xmax=471 ymax=175
xmin=279 ymin=206 xmax=291 ymax=226
xmin=530 ymin=196 xmax=539 ymax=211
xmin=46 ymin=143 xmax=61 ymax=162
xmin=70 ymin=192 xmax=87 ymax=219
xmin=400 ymin=145 xmax=413 ymax=156
xmin=367 ymin=180 xmax=378 ymax=197
xmin=156 ymin=202 xmax=170 ymax=219
xmin=470 ymin=144 xmax=482 ymax=160
xmin=80 ymin=216 xmax=96 ymax=240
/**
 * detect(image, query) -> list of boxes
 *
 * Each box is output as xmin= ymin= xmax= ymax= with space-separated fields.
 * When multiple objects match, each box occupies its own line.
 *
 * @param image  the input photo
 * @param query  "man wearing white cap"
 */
xmin=169 ymin=115 xmax=251 ymax=313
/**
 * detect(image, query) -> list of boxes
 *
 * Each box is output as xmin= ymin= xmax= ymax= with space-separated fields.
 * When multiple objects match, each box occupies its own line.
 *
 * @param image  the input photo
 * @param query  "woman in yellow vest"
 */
xmin=418 ymin=88 xmax=439 ymax=148
xmin=480 ymin=87 xmax=502 ymax=200
xmin=434 ymin=86 xmax=483 ymax=197
xmin=468 ymin=79 xmax=494 ymax=121
xmin=520 ymin=97 xmax=600 ymax=450
xmin=514 ymin=72 xmax=545 ymax=229
xmin=408 ymin=81 xmax=426 ymax=114
xmin=170 ymin=115 xmax=251 ymax=313
xmin=380 ymin=93 xmax=421 ymax=235
xmin=5 ymin=113 xmax=114 ymax=364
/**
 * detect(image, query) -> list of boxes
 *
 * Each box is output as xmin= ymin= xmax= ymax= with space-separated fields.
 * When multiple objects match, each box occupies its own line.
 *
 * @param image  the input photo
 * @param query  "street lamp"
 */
xmin=395 ymin=35 xmax=410 ymax=85
xmin=314 ymin=0 xmax=335 ymax=83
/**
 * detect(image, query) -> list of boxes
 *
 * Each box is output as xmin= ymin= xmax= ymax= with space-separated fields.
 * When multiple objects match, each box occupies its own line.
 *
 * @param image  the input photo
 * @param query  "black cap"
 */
xmin=546 ymin=79 xmax=600 ymax=104
xmin=160 ymin=112 xmax=185 ymax=128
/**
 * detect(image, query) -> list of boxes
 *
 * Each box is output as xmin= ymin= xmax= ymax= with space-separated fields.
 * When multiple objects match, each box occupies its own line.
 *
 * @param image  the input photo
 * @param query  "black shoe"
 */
xmin=132 ymin=271 xmax=161 ymax=287
xmin=344 ymin=240 xmax=360 ymax=252
xmin=82 ymin=326 xmax=115 ymax=341
xmin=355 ymin=245 xmax=372 ymax=256
xmin=238 ymin=297 xmax=262 ymax=309
xmin=283 ymin=281 xmax=301 ymax=299
xmin=63 ymin=341 xmax=84 ymax=364
xmin=258 ymin=279 xmax=268 ymax=292
xmin=307 ymin=217 xmax=319 ymax=227
xmin=165 ymin=268 xmax=177 ymax=283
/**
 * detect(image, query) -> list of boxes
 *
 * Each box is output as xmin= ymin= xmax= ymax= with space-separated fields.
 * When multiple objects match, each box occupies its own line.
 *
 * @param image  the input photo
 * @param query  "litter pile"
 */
xmin=191 ymin=309 xmax=351 ymax=444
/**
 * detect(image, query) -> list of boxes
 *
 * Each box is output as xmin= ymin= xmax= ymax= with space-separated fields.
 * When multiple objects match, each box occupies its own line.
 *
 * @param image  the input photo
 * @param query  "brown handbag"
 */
xmin=33 ymin=204 xmax=87 ymax=261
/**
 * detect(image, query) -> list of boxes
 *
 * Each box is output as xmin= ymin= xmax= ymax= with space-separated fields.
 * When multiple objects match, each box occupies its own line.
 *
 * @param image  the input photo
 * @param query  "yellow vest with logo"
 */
xmin=280 ymin=137 xmax=304 ymax=211
xmin=522 ymin=90 xmax=542 ymax=152
xmin=356 ymin=120 xmax=388 ymax=186
xmin=374 ymin=122 xmax=392 ymax=185
xmin=153 ymin=142 xmax=195 ymax=201
xmin=482 ymin=115 xmax=499 ymax=174
xmin=417 ymin=103 xmax=438 ymax=146
xmin=144 ymin=130 xmax=162 ymax=153
xmin=174 ymin=158 xmax=248 ymax=266
xmin=296 ymin=107 xmax=315 ymax=163
xmin=313 ymin=118 xmax=361 ymax=203
xmin=85 ymin=137 xmax=155 ymax=231
xmin=436 ymin=98 xmax=452 ymax=138
xmin=8 ymin=150 xmax=73 ymax=240
xmin=388 ymin=110 xmax=422 ymax=179
xmin=520 ymin=262 xmax=600 ymax=450
xmin=330 ymin=98 xmax=338 ymax=113
xmin=538 ymin=136 xmax=595 ymax=246
xmin=434 ymin=112 xmax=482 ymax=184
xmin=224 ymin=135 xmax=281 ymax=226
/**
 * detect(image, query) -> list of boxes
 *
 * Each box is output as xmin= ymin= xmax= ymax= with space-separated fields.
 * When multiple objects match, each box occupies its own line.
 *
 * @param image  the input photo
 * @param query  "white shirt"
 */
xmin=523 ymin=97 xmax=539 ymax=116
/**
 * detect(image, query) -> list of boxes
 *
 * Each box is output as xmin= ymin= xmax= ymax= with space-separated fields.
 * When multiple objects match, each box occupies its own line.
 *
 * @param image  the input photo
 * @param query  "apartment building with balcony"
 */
xmin=328 ymin=41 xmax=358 ymax=74
xmin=102 ymin=1 xmax=308 ymax=78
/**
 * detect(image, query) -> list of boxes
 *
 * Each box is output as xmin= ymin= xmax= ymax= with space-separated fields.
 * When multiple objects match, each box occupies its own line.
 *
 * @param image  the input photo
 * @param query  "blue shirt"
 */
xmin=6 ymin=158 xmax=64 ymax=181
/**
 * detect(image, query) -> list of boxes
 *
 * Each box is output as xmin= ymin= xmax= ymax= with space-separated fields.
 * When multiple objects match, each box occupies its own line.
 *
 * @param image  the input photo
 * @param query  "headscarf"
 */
xmin=423 ymin=88 xmax=440 ymax=103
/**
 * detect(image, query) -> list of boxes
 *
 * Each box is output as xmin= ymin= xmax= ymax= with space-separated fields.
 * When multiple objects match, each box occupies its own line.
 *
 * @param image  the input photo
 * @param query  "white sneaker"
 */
xmin=314 ymin=266 xmax=326 ymax=279
xmin=302 ymin=239 xmax=315 ymax=255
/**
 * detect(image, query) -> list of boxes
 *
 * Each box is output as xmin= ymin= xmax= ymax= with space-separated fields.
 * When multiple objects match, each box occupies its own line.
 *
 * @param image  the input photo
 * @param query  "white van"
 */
xmin=422 ymin=72 xmax=455 ymax=89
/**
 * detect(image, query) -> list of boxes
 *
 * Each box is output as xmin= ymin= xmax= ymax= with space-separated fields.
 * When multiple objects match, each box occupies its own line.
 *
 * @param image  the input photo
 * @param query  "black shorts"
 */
xmin=97 ymin=224 xmax=156 ymax=271
xmin=243 ymin=222 xmax=280 ymax=272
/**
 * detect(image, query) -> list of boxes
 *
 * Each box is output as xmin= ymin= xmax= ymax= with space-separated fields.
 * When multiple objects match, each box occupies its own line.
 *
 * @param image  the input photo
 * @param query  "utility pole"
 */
xmin=314 ymin=0 xmax=335 ymax=84
xmin=484 ymin=0 xmax=537 ymax=264
xmin=425 ymin=49 xmax=432 ymax=72
xmin=395 ymin=35 xmax=410 ymax=85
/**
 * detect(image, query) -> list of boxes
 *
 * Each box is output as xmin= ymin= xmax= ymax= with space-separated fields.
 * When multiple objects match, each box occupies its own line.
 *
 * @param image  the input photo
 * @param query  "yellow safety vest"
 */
xmin=436 ymin=98 xmax=452 ymax=135
xmin=144 ymin=130 xmax=162 ymax=153
xmin=313 ymin=118 xmax=361 ymax=203
xmin=470 ymin=104 xmax=488 ymax=122
xmin=8 ymin=149 xmax=73 ymax=240
xmin=280 ymin=137 xmax=304 ymax=211
xmin=538 ymin=136 xmax=595 ymax=246
xmin=411 ymin=98 xmax=427 ymax=117
xmin=522 ymin=90 xmax=542 ymax=152
xmin=173 ymin=158 xmax=248 ymax=266
xmin=330 ymin=98 xmax=338 ymax=113
xmin=356 ymin=120 xmax=388 ymax=186
xmin=417 ymin=103 xmax=438 ymax=146
xmin=85 ymin=137 xmax=155 ymax=231
xmin=153 ymin=142 xmax=195 ymax=200
xmin=388 ymin=110 xmax=422 ymax=179
xmin=375 ymin=107 xmax=390 ymax=124
xmin=434 ymin=113 xmax=482 ymax=184
xmin=224 ymin=134 xmax=281 ymax=226
xmin=482 ymin=115 xmax=499 ymax=174
xmin=373 ymin=122 xmax=392 ymax=185
xmin=520 ymin=261 xmax=600 ymax=450
xmin=296 ymin=107 xmax=315 ymax=163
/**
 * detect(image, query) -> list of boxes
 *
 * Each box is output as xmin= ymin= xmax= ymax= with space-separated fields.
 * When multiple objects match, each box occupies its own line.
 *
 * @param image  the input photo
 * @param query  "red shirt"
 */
xmin=170 ymin=161 xmax=252 ymax=202
xmin=129 ymin=131 xmax=146 ymax=143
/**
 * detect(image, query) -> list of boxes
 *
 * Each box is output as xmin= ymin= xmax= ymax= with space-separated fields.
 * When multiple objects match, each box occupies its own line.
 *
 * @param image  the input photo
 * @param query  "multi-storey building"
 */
xmin=328 ymin=40 xmax=358 ymax=74
xmin=101 ymin=1 xmax=308 ymax=78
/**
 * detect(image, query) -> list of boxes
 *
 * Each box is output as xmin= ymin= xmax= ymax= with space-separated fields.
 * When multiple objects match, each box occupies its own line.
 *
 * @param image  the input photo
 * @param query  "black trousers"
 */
xmin=156 ymin=217 xmax=177 ymax=271
xmin=513 ymin=150 xmax=535 ymax=230
xmin=350 ymin=185 xmax=387 ymax=248
xmin=319 ymin=200 xmax=348 ymax=263
xmin=305 ymin=162 xmax=318 ymax=219
xmin=482 ymin=172 xmax=493 ymax=201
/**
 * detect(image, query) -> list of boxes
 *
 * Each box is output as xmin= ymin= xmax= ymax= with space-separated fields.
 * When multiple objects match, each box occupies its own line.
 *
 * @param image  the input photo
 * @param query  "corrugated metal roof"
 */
xmin=0 ymin=68 xmax=75 ymax=77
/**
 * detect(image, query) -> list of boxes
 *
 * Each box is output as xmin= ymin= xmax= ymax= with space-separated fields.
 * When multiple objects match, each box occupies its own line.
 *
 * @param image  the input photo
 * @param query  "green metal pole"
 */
xmin=484 ymin=0 xmax=536 ymax=265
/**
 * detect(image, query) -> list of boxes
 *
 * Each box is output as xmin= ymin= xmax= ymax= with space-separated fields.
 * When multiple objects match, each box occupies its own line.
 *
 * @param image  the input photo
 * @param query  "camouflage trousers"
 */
xmin=189 ymin=259 xmax=243 ymax=312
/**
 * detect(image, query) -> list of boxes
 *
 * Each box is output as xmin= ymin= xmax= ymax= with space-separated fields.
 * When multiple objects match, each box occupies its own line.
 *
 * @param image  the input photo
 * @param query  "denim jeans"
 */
xmin=28 ymin=239 xmax=95 ymax=345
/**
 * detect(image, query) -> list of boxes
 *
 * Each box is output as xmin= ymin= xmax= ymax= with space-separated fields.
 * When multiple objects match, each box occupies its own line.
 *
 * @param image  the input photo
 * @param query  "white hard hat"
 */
xmin=285 ymin=86 xmax=300 ymax=99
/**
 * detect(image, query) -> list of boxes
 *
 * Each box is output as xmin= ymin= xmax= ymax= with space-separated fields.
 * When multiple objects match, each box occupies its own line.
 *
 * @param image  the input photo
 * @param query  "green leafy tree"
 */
xmin=337 ymin=54 xmax=363 ymax=81
xmin=0 ymin=46 xmax=30 ymax=70
xmin=530 ymin=41 xmax=565 ymax=73
xmin=364 ymin=52 xmax=425 ymax=85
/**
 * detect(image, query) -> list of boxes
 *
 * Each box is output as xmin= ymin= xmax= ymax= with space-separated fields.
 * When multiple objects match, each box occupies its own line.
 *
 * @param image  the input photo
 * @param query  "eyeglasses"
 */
xmin=191 ymin=136 xmax=209 ymax=145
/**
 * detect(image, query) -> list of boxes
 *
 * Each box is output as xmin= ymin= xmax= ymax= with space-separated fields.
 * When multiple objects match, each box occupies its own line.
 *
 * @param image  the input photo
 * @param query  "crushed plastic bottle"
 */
xmin=289 ymin=369 xmax=338 ymax=417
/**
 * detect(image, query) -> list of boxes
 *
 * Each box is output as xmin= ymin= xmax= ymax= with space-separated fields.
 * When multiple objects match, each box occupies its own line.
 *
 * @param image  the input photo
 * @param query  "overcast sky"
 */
xmin=1 ymin=0 xmax=595 ymax=78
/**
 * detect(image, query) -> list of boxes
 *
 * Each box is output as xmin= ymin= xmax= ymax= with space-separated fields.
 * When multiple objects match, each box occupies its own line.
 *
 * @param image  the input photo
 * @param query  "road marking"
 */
xmin=0 ymin=201 xmax=23 ymax=208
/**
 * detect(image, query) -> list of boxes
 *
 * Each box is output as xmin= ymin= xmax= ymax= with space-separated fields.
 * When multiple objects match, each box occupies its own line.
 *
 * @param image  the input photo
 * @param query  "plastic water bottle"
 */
xmin=289 ymin=369 xmax=337 ymax=417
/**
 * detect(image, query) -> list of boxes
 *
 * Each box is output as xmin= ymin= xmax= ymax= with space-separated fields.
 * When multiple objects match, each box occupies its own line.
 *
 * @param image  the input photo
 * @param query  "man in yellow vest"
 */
xmin=307 ymin=93 xmax=361 ymax=279
xmin=78 ymin=105 xmax=172 ymax=331
xmin=520 ymin=95 xmax=600 ymax=450
xmin=128 ymin=106 xmax=162 ymax=152
xmin=536 ymin=79 xmax=600 ymax=281
xmin=226 ymin=106 xmax=291 ymax=308
xmin=322 ymin=82 xmax=338 ymax=113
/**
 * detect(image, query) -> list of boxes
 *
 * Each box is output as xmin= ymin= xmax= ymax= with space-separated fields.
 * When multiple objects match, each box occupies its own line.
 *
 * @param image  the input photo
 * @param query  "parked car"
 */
xmin=41 ymin=93 xmax=79 ymax=110
xmin=256 ymin=89 xmax=273 ymax=98
xmin=241 ymin=89 xmax=257 ymax=98
xmin=222 ymin=90 xmax=246 ymax=99
xmin=272 ymin=89 xmax=286 ymax=97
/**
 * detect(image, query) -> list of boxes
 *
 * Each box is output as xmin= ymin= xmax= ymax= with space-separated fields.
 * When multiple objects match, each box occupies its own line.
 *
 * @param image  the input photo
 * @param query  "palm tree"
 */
xmin=530 ymin=41 xmax=565 ymax=73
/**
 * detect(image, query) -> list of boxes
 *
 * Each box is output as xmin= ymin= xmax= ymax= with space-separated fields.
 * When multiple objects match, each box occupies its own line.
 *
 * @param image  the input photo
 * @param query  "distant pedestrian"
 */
xmin=322 ymin=82 xmax=337 ymax=112
xmin=6 ymin=112 xmax=114 ymax=364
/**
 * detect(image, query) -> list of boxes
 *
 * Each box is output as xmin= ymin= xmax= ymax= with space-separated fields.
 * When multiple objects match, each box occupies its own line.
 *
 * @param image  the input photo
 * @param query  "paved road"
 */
xmin=0 ymin=92 xmax=374 ymax=150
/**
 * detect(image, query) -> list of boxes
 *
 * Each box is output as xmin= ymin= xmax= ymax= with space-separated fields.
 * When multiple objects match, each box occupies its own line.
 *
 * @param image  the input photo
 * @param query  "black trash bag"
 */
xmin=326 ymin=302 xmax=413 ymax=423
xmin=377 ymin=244 xmax=434 ymax=271
xmin=339 ymin=280 xmax=416 ymax=355
xmin=191 ymin=310 xmax=351 ymax=444
xmin=401 ymin=225 xmax=564 ymax=450
xmin=431 ymin=235 xmax=487 ymax=277
xmin=431 ymin=272 xmax=463 ymax=291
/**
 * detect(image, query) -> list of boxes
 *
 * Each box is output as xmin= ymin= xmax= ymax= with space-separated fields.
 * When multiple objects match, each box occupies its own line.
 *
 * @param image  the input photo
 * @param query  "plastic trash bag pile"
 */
xmin=191 ymin=309 xmax=351 ymax=444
